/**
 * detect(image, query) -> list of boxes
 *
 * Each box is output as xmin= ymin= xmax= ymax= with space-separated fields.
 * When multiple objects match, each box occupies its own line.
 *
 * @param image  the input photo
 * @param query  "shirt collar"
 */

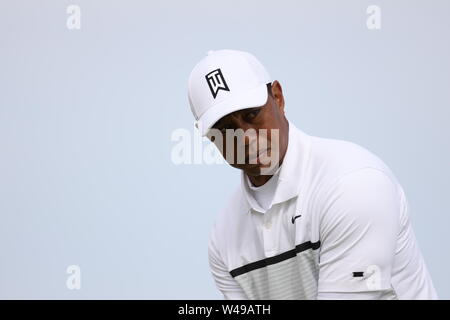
xmin=240 ymin=120 xmax=311 ymax=213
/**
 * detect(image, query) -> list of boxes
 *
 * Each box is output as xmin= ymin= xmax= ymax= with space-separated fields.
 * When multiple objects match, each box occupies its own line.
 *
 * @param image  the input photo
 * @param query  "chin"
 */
xmin=230 ymin=164 xmax=260 ymax=176
xmin=231 ymin=162 xmax=276 ymax=176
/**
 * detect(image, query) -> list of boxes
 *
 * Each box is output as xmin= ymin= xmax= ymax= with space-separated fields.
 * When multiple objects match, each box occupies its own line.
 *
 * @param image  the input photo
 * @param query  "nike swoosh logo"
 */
xmin=291 ymin=214 xmax=302 ymax=224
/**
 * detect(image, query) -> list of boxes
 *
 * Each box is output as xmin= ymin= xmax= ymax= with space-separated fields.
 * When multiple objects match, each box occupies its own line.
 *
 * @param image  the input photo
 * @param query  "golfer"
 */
xmin=187 ymin=49 xmax=437 ymax=299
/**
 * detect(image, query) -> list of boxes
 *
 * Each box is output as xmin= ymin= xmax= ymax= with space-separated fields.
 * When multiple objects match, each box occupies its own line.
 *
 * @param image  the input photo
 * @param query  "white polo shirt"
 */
xmin=208 ymin=121 xmax=438 ymax=300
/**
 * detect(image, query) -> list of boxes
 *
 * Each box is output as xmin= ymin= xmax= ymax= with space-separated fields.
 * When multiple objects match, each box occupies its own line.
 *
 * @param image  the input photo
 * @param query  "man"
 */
xmin=187 ymin=49 xmax=438 ymax=299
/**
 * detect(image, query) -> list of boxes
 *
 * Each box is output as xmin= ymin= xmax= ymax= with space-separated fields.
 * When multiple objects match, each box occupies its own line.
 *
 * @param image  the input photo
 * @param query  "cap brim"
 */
xmin=197 ymin=83 xmax=268 ymax=136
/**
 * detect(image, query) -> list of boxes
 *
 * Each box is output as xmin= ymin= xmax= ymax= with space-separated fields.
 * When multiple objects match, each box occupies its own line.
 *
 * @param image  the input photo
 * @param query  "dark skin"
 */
xmin=209 ymin=80 xmax=289 ymax=187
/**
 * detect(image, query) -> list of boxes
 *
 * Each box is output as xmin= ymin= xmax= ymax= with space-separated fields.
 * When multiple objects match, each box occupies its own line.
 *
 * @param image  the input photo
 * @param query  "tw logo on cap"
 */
xmin=205 ymin=68 xmax=230 ymax=99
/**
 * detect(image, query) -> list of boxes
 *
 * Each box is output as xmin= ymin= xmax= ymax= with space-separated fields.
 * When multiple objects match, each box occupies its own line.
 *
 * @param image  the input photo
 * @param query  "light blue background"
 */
xmin=0 ymin=0 xmax=449 ymax=299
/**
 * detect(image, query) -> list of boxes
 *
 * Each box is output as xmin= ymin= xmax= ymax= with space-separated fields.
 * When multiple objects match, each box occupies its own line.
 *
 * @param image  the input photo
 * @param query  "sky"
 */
xmin=0 ymin=0 xmax=449 ymax=299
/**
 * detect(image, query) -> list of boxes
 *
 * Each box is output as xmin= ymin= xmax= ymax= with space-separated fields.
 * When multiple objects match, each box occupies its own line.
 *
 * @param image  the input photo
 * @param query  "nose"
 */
xmin=228 ymin=115 xmax=258 ymax=152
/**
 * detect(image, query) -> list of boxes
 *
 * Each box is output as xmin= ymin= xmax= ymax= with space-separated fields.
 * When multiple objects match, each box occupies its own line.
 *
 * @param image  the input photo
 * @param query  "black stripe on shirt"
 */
xmin=229 ymin=240 xmax=321 ymax=278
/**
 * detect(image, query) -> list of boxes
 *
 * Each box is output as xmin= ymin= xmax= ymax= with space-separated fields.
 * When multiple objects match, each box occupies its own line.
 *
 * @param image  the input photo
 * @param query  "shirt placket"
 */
xmin=262 ymin=209 xmax=277 ymax=257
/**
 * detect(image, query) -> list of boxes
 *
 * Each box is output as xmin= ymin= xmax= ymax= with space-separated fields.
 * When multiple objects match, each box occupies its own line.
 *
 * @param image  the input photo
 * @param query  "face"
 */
xmin=207 ymin=80 xmax=289 ymax=177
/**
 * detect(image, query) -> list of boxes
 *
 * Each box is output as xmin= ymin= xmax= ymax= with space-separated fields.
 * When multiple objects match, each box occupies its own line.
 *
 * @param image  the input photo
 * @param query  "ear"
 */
xmin=271 ymin=80 xmax=285 ymax=114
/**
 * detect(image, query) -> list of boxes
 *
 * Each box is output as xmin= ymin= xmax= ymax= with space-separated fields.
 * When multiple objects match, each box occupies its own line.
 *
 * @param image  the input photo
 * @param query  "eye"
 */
xmin=246 ymin=109 xmax=260 ymax=120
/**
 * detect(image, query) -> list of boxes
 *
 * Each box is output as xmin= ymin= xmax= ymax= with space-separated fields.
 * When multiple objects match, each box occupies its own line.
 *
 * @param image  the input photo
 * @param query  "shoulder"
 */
xmin=304 ymin=133 xmax=404 ymax=211
xmin=309 ymin=135 xmax=390 ymax=174
xmin=303 ymin=133 xmax=401 ymax=201
xmin=317 ymin=167 xmax=402 ymax=239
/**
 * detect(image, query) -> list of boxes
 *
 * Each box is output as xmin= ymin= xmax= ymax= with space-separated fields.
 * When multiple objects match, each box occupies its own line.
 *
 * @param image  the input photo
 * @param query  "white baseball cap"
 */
xmin=188 ymin=49 xmax=271 ymax=136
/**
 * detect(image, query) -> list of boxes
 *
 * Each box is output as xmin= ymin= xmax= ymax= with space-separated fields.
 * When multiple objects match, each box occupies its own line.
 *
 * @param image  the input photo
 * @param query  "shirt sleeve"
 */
xmin=208 ymin=226 xmax=248 ymax=300
xmin=316 ymin=167 xmax=401 ymax=298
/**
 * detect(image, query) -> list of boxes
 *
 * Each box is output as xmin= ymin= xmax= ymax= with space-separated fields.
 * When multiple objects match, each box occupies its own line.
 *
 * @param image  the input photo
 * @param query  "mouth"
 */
xmin=246 ymin=148 xmax=270 ymax=164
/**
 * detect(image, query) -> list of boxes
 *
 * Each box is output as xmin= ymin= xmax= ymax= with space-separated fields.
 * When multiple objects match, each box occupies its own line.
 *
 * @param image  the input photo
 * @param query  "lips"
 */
xmin=246 ymin=148 xmax=270 ymax=163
